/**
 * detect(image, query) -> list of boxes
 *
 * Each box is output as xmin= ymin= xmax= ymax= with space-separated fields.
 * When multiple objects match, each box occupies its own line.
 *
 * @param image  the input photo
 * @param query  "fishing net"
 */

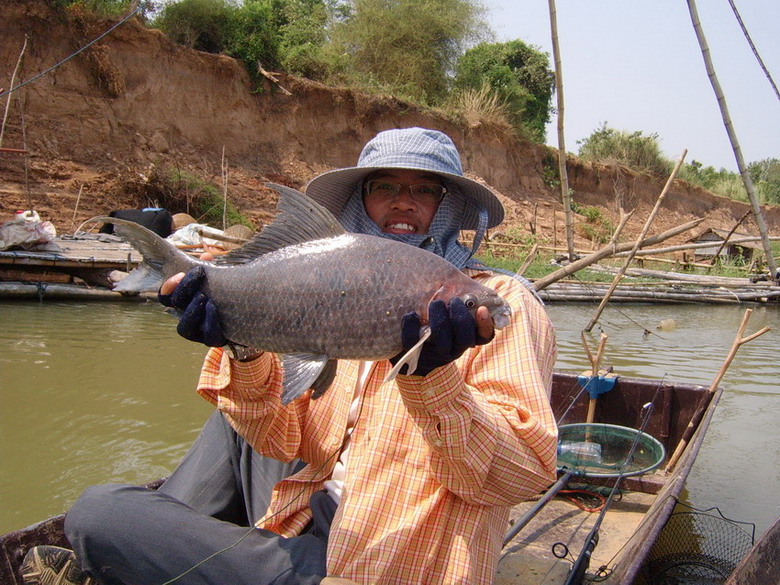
xmin=556 ymin=423 xmax=666 ymax=478
xmin=642 ymin=506 xmax=755 ymax=585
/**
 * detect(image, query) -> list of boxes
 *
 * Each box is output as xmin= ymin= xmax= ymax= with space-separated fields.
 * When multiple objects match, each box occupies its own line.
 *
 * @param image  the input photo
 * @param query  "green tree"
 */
xmin=678 ymin=160 xmax=735 ymax=190
xmin=331 ymin=0 xmax=488 ymax=104
xmin=153 ymin=0 xmax=236 ymax=53
xmin=276 ymin=0 xmax=334 ymax=78
xmin=223 ymin=0 xmax=283 ymax=69
xmin=748 ymin=158 xmax=780 ymax=205
xmin=453 ymin=40 xmax=554 ymax=142
xmin=153 ymin=0 xmax=333 ymax=78
xmin=577 ymin=123 xmax=672 ymax=176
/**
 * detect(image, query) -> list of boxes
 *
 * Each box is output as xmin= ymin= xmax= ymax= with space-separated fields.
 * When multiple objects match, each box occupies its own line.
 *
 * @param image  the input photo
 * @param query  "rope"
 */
xmin=727 ymin=0 xmax=780 ymax=102
xmin=0 ymin=5 xmax=142 ymax=100
xmin=559 ymin=489 xmax=607 ymax=513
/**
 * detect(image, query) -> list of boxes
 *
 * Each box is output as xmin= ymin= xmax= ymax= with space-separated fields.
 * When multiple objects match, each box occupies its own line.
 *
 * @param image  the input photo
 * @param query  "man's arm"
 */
xmin=395 ymin=276 xmax=558 ymax=507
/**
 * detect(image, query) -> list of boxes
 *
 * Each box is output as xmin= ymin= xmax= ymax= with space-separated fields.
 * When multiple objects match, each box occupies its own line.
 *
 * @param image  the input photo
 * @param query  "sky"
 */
xmin=482 ymin=0 xmax=779 ymax=172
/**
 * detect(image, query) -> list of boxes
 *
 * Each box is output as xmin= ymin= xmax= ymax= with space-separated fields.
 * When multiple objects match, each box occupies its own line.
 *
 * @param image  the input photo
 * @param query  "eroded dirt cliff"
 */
xmin=2 ymin=0 xmax=777 ymax=249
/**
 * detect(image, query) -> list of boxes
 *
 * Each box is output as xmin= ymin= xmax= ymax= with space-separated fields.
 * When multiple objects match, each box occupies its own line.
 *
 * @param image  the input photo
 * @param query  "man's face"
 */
xmin=362 ymin=169 xmax=445 ymax=235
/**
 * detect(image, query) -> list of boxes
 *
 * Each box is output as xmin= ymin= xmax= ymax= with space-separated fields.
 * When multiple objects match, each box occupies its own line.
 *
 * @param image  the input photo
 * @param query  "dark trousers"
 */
xmin=64 ymin=411 xmax=332 ymax=585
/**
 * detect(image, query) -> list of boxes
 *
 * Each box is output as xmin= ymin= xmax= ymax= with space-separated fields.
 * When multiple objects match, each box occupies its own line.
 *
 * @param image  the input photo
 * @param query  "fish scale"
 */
xmin=206 ymin=235 xmax=468 ymax=359
xmin=96 ymin=183 xmax=512 ymax=403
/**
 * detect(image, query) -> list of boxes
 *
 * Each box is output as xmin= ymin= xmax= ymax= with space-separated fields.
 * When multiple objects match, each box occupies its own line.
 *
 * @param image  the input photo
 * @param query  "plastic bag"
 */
xmin=0 ymin=210 xmax=58 ymax=251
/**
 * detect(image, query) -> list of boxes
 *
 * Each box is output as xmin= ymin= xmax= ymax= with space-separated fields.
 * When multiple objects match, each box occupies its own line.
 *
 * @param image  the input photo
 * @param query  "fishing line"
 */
xmin=552 ymin=271 xmax=667 ymax=340
xmin=160 ymin=367 xmax=373 ymax=585
xmin=556 ymin=377 xmax=668 ymax=584
xmin=159 ymin=441 xmax=343 ymax=585
xmin=0 ymin=6 xmax=143 ymax=100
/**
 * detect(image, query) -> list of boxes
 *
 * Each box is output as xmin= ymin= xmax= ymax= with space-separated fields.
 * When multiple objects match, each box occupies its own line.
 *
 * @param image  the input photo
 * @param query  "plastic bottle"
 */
xmin=558 ymin=440 xmax=603 ymax=463
xmin=12 ymin=210 xmax=41 ymax=223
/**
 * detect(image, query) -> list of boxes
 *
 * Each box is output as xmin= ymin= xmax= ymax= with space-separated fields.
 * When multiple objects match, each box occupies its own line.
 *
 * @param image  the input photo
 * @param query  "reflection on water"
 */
xmin=1 ymin=300 xmax=778 ymax=538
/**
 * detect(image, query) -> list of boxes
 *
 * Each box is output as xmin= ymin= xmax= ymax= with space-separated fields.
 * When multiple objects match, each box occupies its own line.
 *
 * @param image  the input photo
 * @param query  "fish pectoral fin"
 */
xmin=311 ymin=359 xmax=338 ymax=400
xmin=281 ymin=354 xmax=331 ymax=405
xmin=384 ymin=326 xmax=432 ymax=383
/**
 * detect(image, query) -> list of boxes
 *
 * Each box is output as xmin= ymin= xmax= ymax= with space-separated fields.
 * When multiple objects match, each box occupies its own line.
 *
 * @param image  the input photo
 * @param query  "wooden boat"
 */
xmin=725 ymin=514 xmax=780 ymax=585
xmin=0 ymin=371 xmax=723 ymax=585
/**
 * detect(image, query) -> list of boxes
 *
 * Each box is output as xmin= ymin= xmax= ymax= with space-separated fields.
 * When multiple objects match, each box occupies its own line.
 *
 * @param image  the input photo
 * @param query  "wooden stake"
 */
xmin=221 ymin=146 xmax=228 ymax=231
xmin=516 ymin=243 xmax=538 ymax=276
xmin=0 ymin=35 xmax=27 ymax=148
xmin=580 ymin=332 xmax=608 ymax=424
xmin=71 ymin=183 xmax=84 ymax=229
xmin=664 ymin=308 xmax=770 ymax=472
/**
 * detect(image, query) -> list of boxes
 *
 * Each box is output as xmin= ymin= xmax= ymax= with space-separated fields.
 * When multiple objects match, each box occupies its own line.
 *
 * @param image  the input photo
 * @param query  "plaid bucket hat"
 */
xmin=305 ymin=127 xmax=504 ymax=229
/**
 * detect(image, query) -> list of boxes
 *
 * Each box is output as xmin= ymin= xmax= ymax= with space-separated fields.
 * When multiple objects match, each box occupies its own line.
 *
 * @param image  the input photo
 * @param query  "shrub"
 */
xmin=577 ymin=123 xmax=672 ymax=177
xmin=450 ymin=86 xmax=512 ymax=129
xmin=453 ymin=40 xmax=555 ymax=141
xmin=331 ymin=0 xmax=487 ymax=104
xmin=223 ymin=0 xmax=281 ymax=70
xmin=749 ymin=158 xmax=780 ymax=205
xmin=153 ymin=0 xmax=236 ymax=53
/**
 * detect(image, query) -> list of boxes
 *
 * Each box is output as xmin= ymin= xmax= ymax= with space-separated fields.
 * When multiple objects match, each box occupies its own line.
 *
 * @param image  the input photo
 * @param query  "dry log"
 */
xmin=532 ymin=217 xmax=703 ymax=291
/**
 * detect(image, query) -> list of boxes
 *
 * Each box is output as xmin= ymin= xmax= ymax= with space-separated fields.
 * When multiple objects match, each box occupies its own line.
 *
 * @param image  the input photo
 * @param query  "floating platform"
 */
xmin=0 ymin=233 xmax=151 ymax=300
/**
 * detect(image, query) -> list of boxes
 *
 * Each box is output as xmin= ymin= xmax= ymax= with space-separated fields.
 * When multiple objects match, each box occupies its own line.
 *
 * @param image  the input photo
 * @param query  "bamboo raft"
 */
xmin=0 ymin=234 xmax=147 ymax=300
xmin=537 ymin=280 xmax=780 ymax=304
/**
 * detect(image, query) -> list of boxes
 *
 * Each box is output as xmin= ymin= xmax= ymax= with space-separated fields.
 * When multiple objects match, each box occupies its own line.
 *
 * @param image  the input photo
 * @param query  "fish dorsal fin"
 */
xmin=216 ymin=183 xmax=345 ymax=266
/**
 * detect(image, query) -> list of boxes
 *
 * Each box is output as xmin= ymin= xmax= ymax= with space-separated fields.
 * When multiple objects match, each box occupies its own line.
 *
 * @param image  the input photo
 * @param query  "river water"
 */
xmin=1 ymin=300 xmax=778 ymax=541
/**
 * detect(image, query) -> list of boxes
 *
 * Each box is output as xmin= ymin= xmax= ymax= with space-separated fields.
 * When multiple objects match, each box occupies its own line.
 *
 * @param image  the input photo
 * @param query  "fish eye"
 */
xmin=463 ymin=294 xmax=478 ymax=309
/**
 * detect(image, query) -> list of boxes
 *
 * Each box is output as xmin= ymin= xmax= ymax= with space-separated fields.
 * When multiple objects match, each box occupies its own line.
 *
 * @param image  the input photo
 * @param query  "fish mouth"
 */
xmin=489 ymin=299 xmax=512 ymax=330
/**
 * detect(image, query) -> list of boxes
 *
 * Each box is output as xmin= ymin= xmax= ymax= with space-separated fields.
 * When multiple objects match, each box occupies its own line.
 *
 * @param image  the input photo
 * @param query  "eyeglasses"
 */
xmin=364 ymin=180 xmax=447 ymax=204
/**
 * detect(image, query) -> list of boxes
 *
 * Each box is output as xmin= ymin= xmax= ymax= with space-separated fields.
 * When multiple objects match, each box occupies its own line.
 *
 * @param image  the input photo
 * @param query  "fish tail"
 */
xmin=94 ymin=216 xmax=199 ymax=293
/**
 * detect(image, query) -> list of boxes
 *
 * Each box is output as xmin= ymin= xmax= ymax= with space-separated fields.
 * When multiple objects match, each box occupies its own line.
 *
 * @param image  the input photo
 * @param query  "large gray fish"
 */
xmin=98 ymin=184 xmax=512 ymax=404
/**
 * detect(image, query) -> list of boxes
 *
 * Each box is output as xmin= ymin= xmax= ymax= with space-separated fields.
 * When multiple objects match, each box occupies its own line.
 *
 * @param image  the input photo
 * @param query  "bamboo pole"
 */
xmin=516 ymin=243 xmax=538 ymax=277
xmin=617 ymin=235 xmax=780 ymax=257
xmin=547 ymin=0 xmax=575 ymax=261
xmin=584 ymin=151 xmax=687 ymax=332
xmin=532 ymin=216 xmax=703 ymax=291
xmin=664 ymin=309 xmax=770 ymax=472
xmin=581 ymin=332 xmax=608 ymax=425
xmin=686 ymin=0 xmax=778 ymax=282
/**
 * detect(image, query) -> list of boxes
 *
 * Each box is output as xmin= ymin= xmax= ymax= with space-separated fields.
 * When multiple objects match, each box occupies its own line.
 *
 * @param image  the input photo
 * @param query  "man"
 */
xmin=23 ymin=127 xmax=557 ymax=585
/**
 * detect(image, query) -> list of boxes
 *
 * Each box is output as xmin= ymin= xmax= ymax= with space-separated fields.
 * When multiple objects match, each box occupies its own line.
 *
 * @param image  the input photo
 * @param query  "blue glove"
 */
xmin=394 ymin=298 xmax=493 ymax=377
xmin=158 ymin=266 xmax=227 ymax=347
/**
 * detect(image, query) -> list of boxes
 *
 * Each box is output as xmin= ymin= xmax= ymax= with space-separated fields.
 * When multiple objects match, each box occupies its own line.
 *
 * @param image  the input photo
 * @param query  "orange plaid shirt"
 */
xmin=196 ymin=271 xmax=558 ymax=584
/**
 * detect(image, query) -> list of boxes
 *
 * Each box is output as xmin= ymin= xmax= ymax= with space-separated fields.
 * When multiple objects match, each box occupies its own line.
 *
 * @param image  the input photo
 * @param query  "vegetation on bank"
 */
xmin=576 ymin=124 xmax=780 ymax=205
xmin=50 ymin=0 xmax=778 ymax=208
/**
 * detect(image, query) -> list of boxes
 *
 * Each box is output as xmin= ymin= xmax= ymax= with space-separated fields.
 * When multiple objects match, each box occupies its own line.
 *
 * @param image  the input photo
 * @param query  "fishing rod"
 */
xmin=561 ymin=402 xmax=655 ymax=585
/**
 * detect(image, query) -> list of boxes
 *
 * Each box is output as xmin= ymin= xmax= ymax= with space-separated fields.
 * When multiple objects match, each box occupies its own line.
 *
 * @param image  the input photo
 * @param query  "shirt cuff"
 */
xmin=394 ymin=362 xmax=463 ymax=412
xmin=197 ymin=347 xmax=275 ymax=404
